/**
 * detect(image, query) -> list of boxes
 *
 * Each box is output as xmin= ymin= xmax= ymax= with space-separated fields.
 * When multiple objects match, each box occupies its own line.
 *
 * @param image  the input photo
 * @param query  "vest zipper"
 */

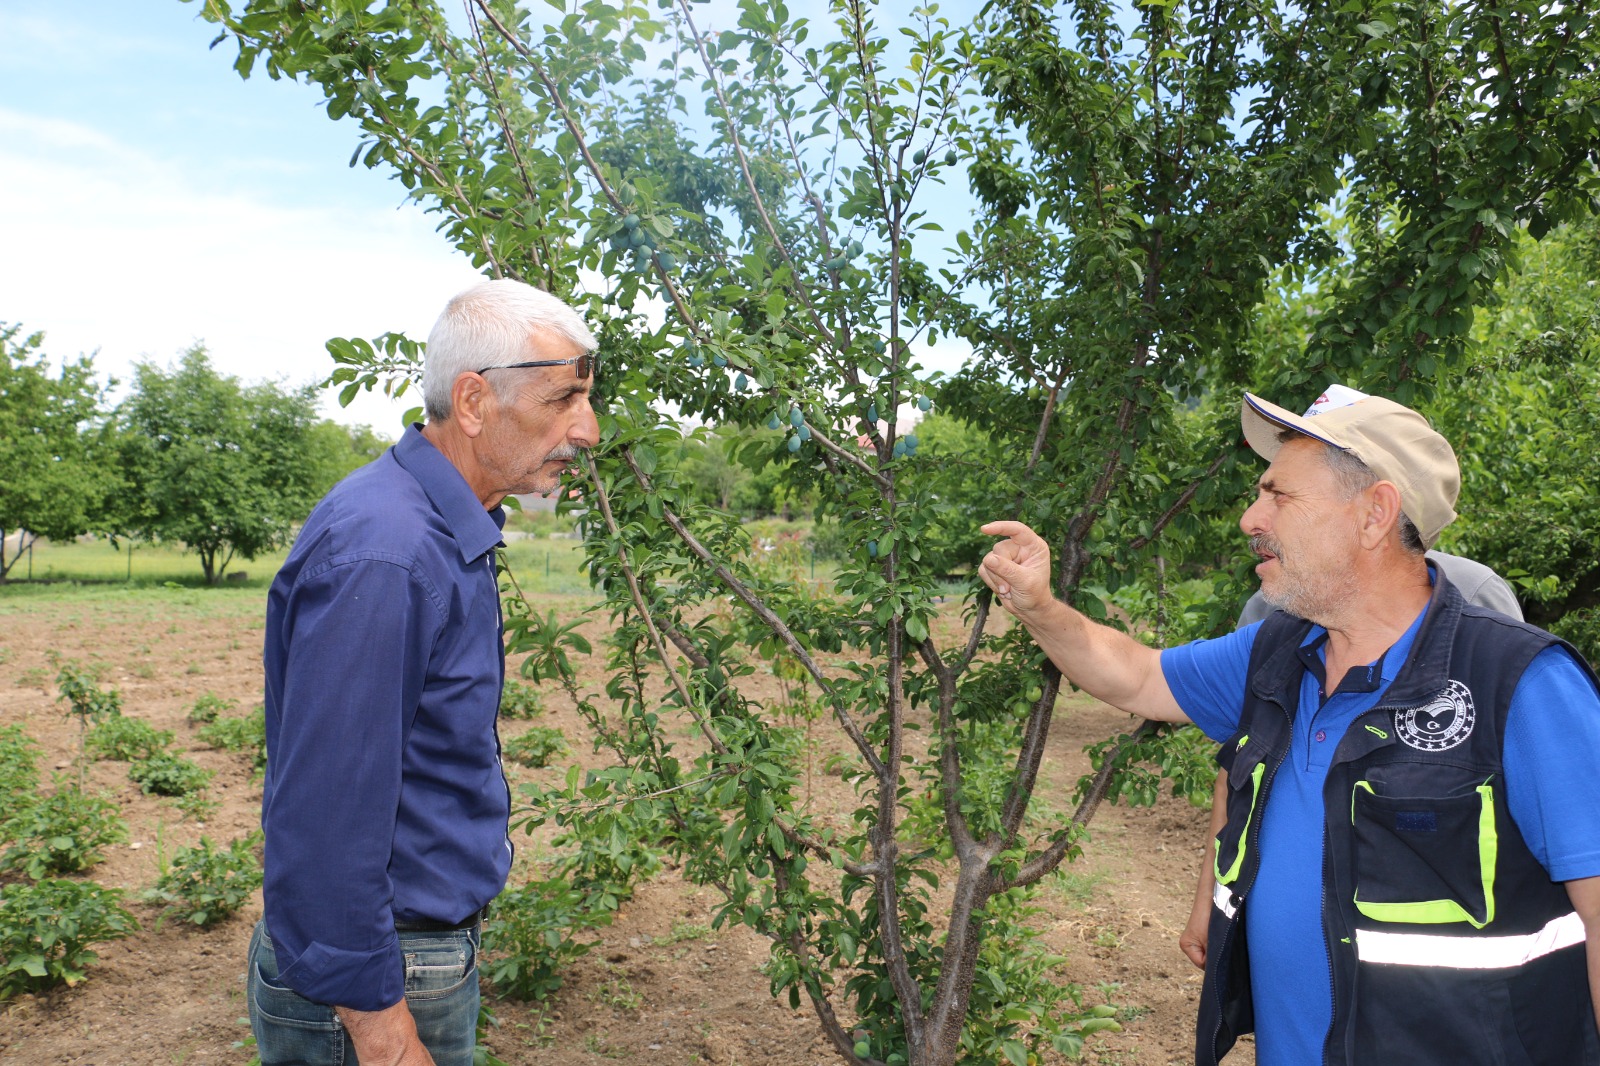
xmin=1319 ymin=700 xmax=1402 ymax=1066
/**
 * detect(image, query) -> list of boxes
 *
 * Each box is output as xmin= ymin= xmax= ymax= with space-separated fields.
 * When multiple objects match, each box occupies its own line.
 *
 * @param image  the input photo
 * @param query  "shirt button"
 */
xmin=1315 ymin=729 xmax=1327 ymax=742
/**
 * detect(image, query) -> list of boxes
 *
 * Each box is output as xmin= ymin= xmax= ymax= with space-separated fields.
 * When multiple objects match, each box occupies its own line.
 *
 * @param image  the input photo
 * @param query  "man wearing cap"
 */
xmin=979 ymin=388 xmax=1600 ymax=1066
xmin=249 ymin=279 xmax=600 ymax=1066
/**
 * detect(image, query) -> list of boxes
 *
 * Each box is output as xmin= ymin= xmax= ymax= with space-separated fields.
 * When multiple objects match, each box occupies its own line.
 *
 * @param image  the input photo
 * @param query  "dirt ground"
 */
xmin=0 ymin=586 xmax=1255 ymax=1066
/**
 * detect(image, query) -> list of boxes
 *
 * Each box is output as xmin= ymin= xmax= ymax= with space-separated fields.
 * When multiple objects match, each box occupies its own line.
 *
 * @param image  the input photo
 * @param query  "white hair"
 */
xmin=422 ymin=279 xmax=598 ymax=421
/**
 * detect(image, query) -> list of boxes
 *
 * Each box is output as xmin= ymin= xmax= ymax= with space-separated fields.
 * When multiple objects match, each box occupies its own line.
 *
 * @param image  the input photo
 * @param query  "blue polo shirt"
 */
xmin=1162 ymin=590 xmax=1600 ymax=1066
xmin=262 ymin=425 xmax=512 ymax=1011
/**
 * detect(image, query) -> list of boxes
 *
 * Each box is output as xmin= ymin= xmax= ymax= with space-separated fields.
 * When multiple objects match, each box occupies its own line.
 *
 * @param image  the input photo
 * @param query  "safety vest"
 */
xmin=1196 ymin=572 xmax=1600 ymax=1066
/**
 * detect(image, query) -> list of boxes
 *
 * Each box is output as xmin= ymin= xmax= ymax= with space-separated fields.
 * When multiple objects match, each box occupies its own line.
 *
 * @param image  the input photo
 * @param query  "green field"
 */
xmin=1 ymin=535 xmax=597 ymax=598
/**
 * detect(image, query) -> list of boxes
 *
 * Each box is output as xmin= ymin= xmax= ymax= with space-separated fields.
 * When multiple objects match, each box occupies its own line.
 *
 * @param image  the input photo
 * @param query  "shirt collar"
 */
xmin=391 ymin=423 xmax=506 ymax=563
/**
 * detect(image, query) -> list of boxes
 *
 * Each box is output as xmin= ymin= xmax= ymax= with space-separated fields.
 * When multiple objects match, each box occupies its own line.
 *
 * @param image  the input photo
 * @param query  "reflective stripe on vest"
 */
xmin=1212 ymin=879 xmax=1238 ymax=920
xmin=1354 ymin=910 xmax=1584 ymax=969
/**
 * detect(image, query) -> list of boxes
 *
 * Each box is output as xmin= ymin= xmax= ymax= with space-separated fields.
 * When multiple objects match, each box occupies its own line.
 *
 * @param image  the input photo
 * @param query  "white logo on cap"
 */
xmin=1304 ymin=383 xmax=1370 ymax=418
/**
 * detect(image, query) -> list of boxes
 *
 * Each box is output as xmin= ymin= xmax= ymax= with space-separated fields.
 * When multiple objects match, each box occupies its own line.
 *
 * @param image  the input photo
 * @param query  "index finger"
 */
xmin=979 ymin=520 xmax=1040 ymax=543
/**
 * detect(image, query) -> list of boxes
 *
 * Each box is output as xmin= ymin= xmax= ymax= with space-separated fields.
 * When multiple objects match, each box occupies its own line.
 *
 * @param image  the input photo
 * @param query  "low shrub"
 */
xmin=502 ymin=727 xmax=566 ymax=769
xmin=480 ymin=879 xmax=606 ymax=1001
xmin=129 ymin=753 xmax=212 ymax=797
xmin=499 ymin=680 xmax=546 ymax=719
xmin=0 ymin=784 xmax=127 ymax=879
xmin=143 ymin=833 xmax=263 ymax=928
xmin=187 ymin=693 xmax=237 ymax=725
xmin=196 ymin=707 xmax=267 ymax=774
xmin=86 ymin=717 xmax=175 ymax=762
xmin=0 ymin=878 xmax=140 ymax=1000
xmin=0 ymin=725 xmax=41 ymax=825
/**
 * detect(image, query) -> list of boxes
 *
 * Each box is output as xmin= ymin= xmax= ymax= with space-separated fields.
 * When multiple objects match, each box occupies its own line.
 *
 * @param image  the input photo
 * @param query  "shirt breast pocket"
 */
xmin=1350 ymin=771 xmax=1497 ymax=928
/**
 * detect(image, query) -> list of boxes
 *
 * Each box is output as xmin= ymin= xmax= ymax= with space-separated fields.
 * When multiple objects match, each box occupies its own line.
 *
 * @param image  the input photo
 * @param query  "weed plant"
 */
xmin=499 ymin=680 xmax=545 ymax=719
xmin=480 ymin=879 xmax=605 ymax=1001
xmin=188 ymin=693 xmax=237 ymax=725
xmin=0 ymin=782 xmax=127 ymax=879
xmin=86 ymin=717 xmax=175 ymax=762
xmin=0 ymin=725 xmax=41 ymax=824
xmin=481 ymin=801 xmax=667 ymax=1002
xmin=174 ymin=790 xmax=221 ymax=822
xmin=502 ymin=727 xmax=566 ymax=769
xmin=129 ymin=752 xmax=212 ymax=797
xmin=143 ymin=833 xmax=263 ymax=928
xmin=0 ymin=878 xmax=140 ymax=1000
xmin=196 ymin=707 xmax=267 ymax=774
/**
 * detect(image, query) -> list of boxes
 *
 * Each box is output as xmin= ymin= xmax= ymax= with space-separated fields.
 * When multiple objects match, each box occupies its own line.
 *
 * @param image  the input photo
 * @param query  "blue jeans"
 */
xmin=246 ymin=920 xmax=479 ymax=1066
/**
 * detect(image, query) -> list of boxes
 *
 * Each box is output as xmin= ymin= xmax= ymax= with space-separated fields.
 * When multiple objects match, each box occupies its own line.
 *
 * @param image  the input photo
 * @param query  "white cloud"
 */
xmin=0 ymin=109 xmax=482 ymax=431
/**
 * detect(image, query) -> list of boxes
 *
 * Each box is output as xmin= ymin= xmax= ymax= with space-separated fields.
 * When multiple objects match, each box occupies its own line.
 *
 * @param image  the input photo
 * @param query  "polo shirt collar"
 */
xmin=391 ymin=423 xmax=506 ymax=563
xmin=1296 ymin=561 xmax=1438 ymax=696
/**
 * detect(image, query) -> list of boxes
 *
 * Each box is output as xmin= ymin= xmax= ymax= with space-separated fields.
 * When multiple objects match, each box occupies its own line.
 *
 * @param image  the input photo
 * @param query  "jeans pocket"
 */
xmin=402 ymin=933 xmax=477 ymax=1001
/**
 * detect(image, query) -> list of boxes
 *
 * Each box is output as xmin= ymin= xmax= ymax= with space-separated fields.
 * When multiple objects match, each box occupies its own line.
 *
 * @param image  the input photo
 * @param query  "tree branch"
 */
xmin=619 ymin=451 xmax=889 ymax=783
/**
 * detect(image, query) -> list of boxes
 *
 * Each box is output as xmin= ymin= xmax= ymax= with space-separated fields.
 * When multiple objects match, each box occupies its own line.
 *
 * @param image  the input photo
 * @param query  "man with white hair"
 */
xmin=249 ymin=279 xmax=600 ymax=1066
xmin=979 ymin=388 xmax=1600 ymax=1066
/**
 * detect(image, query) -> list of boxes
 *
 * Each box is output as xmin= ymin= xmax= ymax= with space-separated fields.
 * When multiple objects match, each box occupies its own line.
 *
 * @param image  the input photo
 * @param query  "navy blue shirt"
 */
xmin=262 ymin=425 xmax=512 ymax=1011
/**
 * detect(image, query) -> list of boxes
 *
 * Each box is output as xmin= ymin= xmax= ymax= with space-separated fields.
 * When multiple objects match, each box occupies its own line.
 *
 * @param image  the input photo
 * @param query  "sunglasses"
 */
xmin=475 ymin=353 xmax=596 ymax=379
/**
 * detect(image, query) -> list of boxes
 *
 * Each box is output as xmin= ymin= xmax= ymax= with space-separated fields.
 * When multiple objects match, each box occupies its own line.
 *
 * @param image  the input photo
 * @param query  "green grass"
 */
xmin=0 ymin=537 xmax=290 ymax=589
xmin=499 ymin=537 xmax=597 ymax=597
xmin=2 ymin=536 xmax=600 ymax=599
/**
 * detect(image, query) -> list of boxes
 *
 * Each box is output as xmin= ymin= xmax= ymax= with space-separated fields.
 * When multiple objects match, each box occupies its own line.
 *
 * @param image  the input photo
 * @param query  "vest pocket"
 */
xmin=1350 ymin=777 xmax=1497 ymax=928
xmin=1213 ymin=747 xmax=1266 ymax=887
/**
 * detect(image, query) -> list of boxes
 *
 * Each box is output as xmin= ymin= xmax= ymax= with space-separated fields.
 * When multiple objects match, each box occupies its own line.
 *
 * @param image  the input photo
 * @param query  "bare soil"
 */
xmin=0 ymin=588 xmax=1254 ymax=1066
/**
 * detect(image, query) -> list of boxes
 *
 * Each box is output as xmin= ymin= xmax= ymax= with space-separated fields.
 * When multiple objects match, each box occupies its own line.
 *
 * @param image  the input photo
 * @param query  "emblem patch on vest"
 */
xmin=1394 ymin=680 xmax=1476 ymax=751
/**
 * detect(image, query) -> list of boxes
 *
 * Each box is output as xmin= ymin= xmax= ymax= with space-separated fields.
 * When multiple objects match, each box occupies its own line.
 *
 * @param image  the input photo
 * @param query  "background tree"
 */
xmin=306 ymin=419 xmax=394 ymax=494
xmin=191 ymin=0 xmax=1599 ymax=1063
xmin=0 ymin=325 xmax=120 ymax=581
xmin=1426 ymin=216 xmax=1600 ymax=659
xmin=115 ymin=345 xmax=340 ymax=584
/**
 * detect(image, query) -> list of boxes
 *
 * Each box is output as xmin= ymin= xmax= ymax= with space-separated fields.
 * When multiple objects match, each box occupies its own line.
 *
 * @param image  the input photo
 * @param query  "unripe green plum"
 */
xmin=787 ymin=434 xmax=802 ymax=453
xmin=622 ymin=213 xmax=641 ymax=230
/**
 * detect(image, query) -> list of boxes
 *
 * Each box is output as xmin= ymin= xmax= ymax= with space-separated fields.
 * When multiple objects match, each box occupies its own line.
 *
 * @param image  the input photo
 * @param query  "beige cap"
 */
xmin=1241 ymin=386 xmax=1460 ymax=547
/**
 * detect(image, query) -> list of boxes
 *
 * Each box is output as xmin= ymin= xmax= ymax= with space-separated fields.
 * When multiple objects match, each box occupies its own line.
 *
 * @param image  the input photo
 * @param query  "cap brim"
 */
xmin=1241 ymin=392 xmax=1348 ymax=461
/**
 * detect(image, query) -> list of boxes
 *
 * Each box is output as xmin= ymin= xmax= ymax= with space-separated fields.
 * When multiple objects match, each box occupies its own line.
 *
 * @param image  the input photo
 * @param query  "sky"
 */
xmin=0 ymin=2 xmax=977 ymax=433
xmin=1 ymin=2 xmax=483 ymax=431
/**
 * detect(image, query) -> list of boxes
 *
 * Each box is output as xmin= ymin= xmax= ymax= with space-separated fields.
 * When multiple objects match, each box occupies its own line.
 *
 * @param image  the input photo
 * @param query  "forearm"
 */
xmin=1180 ymin=771 xmax=1229 ymax=968
xmin=1563 ymin=876 xmax=1600 ymax=1034
xmin=1589 ymin=916 xmax=1600 ymax=1036
xmin=1012 ymin=597 xmax=1186 ymax=722
xmin=336 ymin=1000 xmax=435 ymax=1066
xmin=1198 ymin=770 xmax=1227 ymax=891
